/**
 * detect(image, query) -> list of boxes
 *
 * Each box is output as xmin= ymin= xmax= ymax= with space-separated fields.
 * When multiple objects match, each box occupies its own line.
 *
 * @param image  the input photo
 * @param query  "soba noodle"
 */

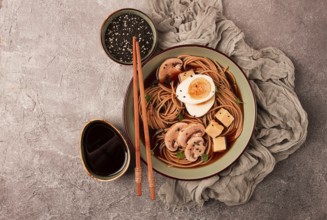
xmin=139 ymin=55 xmax=243 ymax=168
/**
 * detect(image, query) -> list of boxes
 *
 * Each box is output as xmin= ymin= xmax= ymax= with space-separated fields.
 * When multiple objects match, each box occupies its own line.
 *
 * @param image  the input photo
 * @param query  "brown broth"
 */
xmin=139 ymin=66 xmax=244 ymax=168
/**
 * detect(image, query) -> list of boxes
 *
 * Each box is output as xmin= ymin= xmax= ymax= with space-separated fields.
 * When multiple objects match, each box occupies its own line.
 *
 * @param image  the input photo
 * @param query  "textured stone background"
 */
xmin=1 ymin=0 xmax=326 ymax=219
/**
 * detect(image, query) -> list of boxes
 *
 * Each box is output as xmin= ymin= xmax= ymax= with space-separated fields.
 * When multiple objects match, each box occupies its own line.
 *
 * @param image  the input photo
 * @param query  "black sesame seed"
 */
xmin=104 ymin=13 xmax=154 ymax=63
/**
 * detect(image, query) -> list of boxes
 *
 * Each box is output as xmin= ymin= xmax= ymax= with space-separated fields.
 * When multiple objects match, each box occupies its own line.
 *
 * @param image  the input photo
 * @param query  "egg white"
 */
xmin=176 ymin=74 xmax=215 ymax=105
xmin=185 ymin=96 xmax=215 ymax=117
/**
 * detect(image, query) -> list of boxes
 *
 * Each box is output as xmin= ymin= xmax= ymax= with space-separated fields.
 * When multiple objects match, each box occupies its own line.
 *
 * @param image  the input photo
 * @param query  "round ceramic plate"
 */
xmin=123 ymin=45 xmax=256 ymax=180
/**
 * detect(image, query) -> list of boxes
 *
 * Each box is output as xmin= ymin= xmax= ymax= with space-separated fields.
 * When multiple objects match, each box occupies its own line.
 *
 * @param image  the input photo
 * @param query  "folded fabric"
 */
xmin=148 ymin=0 xmax=308 ymax=209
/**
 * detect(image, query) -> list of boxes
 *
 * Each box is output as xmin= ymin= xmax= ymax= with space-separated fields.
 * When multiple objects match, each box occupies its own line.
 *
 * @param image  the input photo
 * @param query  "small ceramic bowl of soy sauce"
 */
xmin=80 ymin=120 xmax=131 ymax=181
xmin=100 ymin=8 xmax=158 ymax=65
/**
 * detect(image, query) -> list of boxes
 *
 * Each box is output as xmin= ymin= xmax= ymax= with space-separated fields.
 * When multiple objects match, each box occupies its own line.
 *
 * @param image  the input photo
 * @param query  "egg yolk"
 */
xmin=188 ymin=78 xmax=211 ymax=99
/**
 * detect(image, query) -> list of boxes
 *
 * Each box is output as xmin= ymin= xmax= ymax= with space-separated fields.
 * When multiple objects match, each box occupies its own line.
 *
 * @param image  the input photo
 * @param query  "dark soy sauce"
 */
xmin=82 ymin=121 xmax=128 ymax=176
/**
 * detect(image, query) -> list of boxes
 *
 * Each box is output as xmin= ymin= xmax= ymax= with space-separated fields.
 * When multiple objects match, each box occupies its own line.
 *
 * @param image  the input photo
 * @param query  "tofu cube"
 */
xmin=215 ymin=108 xmax=234 ymax=127
xmin=213 ymin=136 xmax=227 ymax=152
xmin=178 ymin=69 xmax=195 ymax=82
xmin=205 ymin=120 xmax=224 ymax=138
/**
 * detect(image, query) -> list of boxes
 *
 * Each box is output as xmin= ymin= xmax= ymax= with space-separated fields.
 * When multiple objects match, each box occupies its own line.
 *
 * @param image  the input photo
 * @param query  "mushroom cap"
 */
xmin=157 ymin=58 xmax=183 ymax=83
xmin=185 ymin=136 xmax=206 ymax=162
xmin=164 ymin=122 xmax=188 ymax=152
xmin=176 ymin=123 xmax=206 ymax=148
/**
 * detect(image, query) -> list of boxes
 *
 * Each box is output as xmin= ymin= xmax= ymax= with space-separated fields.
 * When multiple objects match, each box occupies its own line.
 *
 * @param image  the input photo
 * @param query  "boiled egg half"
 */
xmin=176 ymin=74 xmax=216 ymax=117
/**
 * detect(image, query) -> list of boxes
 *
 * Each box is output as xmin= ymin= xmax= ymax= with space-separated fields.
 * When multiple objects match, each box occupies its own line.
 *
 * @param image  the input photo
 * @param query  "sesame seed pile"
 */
xmin=104 ymin=13 xmax=154 ymax=63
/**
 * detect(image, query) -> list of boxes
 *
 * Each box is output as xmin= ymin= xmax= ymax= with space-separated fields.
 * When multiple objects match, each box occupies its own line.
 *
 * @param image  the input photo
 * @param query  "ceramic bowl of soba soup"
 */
xmin=123 ymin=45 xmax=256 ymax=180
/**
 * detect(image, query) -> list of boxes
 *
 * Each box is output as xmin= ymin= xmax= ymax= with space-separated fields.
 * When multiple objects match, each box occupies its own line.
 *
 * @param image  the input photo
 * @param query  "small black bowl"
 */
xmin=80 ymin=120 xmax=131 ymax=181
xmin=100 ymin=8 xmax=158 ymax=65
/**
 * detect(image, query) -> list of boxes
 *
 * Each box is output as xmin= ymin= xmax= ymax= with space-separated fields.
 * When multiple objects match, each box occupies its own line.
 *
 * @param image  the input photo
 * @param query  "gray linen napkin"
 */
xmin=149 ymin=0 xmax=309 ymax=208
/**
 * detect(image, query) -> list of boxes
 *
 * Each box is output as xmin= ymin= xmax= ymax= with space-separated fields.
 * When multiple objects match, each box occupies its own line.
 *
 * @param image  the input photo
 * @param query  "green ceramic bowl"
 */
xmin=100 ymin=8 xmax=158 ymax=65
xmin=123 ymin=45 xmax=256 ymax=180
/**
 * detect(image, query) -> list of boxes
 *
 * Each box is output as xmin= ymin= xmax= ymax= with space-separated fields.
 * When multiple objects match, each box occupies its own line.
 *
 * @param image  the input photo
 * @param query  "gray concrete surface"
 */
xmin=0 ymin=0 xmax=326 ymax=219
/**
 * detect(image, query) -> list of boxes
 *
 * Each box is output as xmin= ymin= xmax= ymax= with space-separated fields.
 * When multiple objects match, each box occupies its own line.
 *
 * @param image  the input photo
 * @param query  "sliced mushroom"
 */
xmin=164 ymin=122 xmax=188 ymax=151
xmin=157 ymin=58 xmax=183 ymax=83
xmin=184 ymin=136 xmax=206 ymax=162
xmin=176 ymin=123 xmax=205 ymax=148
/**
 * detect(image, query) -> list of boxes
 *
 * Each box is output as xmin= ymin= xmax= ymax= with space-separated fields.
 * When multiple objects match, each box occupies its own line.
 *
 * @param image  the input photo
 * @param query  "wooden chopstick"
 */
xmin=135 ymin=40 xmax=156 ymax=200
xmin=132 ymin=37 xmax=142 ymax=196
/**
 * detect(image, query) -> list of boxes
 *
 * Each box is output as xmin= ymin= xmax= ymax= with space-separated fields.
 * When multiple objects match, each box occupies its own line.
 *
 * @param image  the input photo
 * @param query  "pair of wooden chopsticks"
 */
xmin=132 ymin=36 xmax=155 ymax=200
